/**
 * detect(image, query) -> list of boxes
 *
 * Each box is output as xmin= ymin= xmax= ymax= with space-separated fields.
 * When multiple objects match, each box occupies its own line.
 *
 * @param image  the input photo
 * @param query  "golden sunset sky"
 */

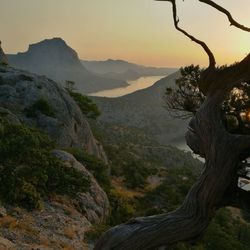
xmin=1 ymin=0 xmax=250 ymax=67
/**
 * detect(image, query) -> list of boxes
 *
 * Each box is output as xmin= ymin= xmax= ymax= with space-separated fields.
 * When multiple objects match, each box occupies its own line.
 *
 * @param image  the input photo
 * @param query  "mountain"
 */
xmin=82 ymin=59 xmax=177 ymax=80
xmin=7 ymin=38 xmax=128 ymax=93
xmin=92 ymin=71 xmax=189 ymax=146
xmin=100 ymin=69 xmax=141 ymax=81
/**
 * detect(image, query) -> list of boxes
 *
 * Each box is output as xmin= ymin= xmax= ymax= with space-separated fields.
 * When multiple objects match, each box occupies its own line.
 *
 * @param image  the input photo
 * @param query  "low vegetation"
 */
xmin=0 ymin=119 xmax=90 ymax=209
xmin=25 ymin=98 xmax=55 ymax=118
xmin=85 ymin=123 xmax=250 ymax=249
xmin=65 ymin=81 xmax=100 ymax=119
xmin=65 ymin=147 xmax=110 ymax=191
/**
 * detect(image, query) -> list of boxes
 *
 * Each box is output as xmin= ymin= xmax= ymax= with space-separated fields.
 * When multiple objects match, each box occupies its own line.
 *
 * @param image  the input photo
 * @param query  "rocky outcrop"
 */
xmin=0 ymin=65 xmax=107 ymax=162
xmin=0 ymin=41 xmax=8 ymax=65
xmin=0 ymin=152 xmax=108 ymax=250
xmin=7 ymin=38 xmax=128 ymax=93
xmin=53 ymin=150 xmax=109 ymax=223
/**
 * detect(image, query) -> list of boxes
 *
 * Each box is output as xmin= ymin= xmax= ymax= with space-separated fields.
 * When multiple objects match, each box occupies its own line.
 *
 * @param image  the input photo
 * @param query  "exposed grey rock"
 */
xmin=53 ymin=150 xmax=110 ymax=224
xmin=0 ymin=236 xmax=15 ymax=249
xmin=0 ymin=151 xmax=109 ymax=249
xmin=0 ymin=107 xmax=21 ymax=124
xmin=0 ymin=65 xmax=107 ymax=162
xmin=0 ymin=41 xmax=8 ymax=66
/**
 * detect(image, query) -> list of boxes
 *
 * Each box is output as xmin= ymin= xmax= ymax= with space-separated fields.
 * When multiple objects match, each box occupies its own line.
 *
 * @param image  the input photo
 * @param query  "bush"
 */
xmin=108 ymin=189 xmax=136 ymax=226
xmin=137 ymin=166 xmax=199 ymax=215
xmin=123 ymin=159 xmax=156 ymax=189
xmin=69 ymin=91 xmax=100 ymax=119
xmin=0 ymin=120 xmax=90 ymax=209
xmin=65 ymin=147 xmax=110 ymax=191
xmin=25 ymin=98 xmax=55 ymax=118
xmin=85 ymin=224 xmax=110 ymax=241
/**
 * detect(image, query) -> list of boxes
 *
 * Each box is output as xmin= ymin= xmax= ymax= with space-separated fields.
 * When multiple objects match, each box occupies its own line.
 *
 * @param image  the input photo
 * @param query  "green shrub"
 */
xmin=123 ymin=159 xmax=157 ymax=189
xmin=0 ymin=121 xmax=90 ymax=209
xmin=19 ymin=74 xmax=33 ymax=82
xmin=69 ymin=91 xmax=100 ymax=119
xmin=85 ymin=224 xmax=110 ymax=241
xmin=137 ymin=166 xmax=199 ymax=215
xmin=65 ymin=147 xmax=110 ymax=191
xmin=25 ymin=98 xmax=55 ymax=118
xmin=0 ymin=62 xmax=8 ymax=67
xmin=108 ymin=189 xmax=136 ymax=226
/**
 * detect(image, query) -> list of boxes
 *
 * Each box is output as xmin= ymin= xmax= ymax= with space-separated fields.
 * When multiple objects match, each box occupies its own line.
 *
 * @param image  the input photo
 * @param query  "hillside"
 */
xmin=82 ymin=59 xmax=177 ymax=81
xmin=7 ymin=38 xmax=128 ymax=94
xmin=1 ymin=44 xmax=250 ymax=250
xmin=92 ymin=71 xmax=188 ymax=146
xmin=0 ymin=59 xmax=111 ymax=248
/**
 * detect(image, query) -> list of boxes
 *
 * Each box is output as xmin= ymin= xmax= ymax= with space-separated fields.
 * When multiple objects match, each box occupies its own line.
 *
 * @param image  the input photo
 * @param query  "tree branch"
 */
xmin=199 ymin=0 xmax=250 ymax=32
xmin=156 ymin=0 xmax=216 ymax=68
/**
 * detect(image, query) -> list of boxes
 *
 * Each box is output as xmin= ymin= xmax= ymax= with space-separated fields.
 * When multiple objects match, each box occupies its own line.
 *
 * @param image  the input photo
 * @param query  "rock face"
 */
xmin=0 ymin=151 xmax=109 ymax=249
xmin=0 ymin=41 xmax=8 ymax=65
xmin=0 ymin=65 xmax=107 ymax=162
xmin=53 ymin=150 xmax=109 ymax=223
xmin=7 ymin=38 xmax=128 ymax=93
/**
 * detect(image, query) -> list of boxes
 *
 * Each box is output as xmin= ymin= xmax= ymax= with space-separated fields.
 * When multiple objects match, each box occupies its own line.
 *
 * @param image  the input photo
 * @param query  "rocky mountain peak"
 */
xmin=16 ymin=37 xmax=83 ymax=68
xmin=0 ymin=41 xmax=8 ymax=65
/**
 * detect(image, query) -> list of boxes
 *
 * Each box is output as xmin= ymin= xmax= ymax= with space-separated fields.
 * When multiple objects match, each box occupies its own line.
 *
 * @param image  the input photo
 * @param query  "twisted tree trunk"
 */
xmin=95 ymin=1 xmax=250 ymax=249
xmin=95 ymin=82 xmax=249 ymax=250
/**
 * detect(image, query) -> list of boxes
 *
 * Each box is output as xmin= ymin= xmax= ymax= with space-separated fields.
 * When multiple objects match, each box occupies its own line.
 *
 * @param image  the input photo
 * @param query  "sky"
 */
xmin=1 ymin=0 xmax=250 ymax=67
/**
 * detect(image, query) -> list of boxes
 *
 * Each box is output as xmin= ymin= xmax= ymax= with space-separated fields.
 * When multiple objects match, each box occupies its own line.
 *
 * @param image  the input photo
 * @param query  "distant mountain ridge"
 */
xmin=7 ymin=38 xmax=128 ymax=93
xmin=82 ymin=59 xmax=177 ymax=81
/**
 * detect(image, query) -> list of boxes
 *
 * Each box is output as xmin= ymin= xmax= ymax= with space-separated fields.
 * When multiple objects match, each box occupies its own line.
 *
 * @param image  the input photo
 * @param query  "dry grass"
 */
xmin=63 ymin=205 xmax=78 ymax=217
xmin=63 ymin=226 xmax=76 ymax=240
xmin=111 ymin=177 xmax=144 ymax=198
xmin=0 ymin=216 xmax=17 ymax=228
xmin=62 ymin=247 xmax=75 ymax=250
xmin=0 ymin=214 xmax=38 ymax=237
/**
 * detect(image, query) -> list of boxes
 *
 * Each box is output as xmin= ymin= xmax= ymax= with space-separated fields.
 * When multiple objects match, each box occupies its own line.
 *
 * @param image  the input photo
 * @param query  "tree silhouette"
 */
xmin=95 ymin=1 xmax=250 ymax=249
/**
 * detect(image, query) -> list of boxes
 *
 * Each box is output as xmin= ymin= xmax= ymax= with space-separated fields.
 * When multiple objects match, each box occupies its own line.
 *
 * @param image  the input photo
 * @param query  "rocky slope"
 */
xmin=92 ymin=71 xmax=188 ymax=146
xmin=0 ymin=41 xmax=8 ymax=66
xmin=7 ymin=38 xmax=128 ymax=93
xmin=0 ymin=45 xmax=110 ymax=249
xmin=0 ymin=64 xmax=107 ymax=162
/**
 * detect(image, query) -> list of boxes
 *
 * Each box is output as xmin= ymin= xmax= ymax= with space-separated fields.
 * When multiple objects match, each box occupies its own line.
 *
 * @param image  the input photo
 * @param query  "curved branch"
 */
xmin=199 ymin=0 xmax=250 ymax=32
xmin=156 ymin=0 xmax=216 ymax=68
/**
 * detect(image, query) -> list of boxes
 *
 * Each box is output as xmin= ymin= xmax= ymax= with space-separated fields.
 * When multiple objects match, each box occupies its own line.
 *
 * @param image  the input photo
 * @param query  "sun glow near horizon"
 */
xmin=1 ymin=0 xmax=250 ymax=68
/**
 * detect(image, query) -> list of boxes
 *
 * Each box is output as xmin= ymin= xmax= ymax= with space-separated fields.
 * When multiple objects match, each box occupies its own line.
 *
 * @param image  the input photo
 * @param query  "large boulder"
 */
xmin=53 ymin=150 xmax=110 ymax=223
xmin=0 ymin=65 xmax=107 ymax=162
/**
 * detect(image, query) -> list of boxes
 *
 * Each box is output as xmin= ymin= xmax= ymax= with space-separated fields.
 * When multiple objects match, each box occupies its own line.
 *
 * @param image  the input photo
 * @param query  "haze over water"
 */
xmin=89 ymin=75 xmax=164 ymax=98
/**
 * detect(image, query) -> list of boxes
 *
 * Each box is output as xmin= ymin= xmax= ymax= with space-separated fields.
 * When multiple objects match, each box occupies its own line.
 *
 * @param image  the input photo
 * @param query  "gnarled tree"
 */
xmin=95 ymin=1 xmax=250 ymax=249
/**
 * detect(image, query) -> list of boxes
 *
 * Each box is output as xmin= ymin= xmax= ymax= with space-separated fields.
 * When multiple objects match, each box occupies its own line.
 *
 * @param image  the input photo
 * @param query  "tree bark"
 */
xmin=94 ymin=1 xmax=250 ymax=249
xmin=95 ymin=83 xmax=250 ymax=250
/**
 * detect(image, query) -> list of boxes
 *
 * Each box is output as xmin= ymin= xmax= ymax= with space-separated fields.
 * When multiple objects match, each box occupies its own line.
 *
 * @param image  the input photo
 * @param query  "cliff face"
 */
xmin=0 ymin=42 xmax=8 ymax=65
xmin=7 ymin=38 xmax=128 ymax=93
xmin=0 ymin=65 xmax=107 ymax=162
xmin=0 ymin=150 xmax=109 ymax=249
xmin=0 ymin=60 xmax=109 ymax=249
